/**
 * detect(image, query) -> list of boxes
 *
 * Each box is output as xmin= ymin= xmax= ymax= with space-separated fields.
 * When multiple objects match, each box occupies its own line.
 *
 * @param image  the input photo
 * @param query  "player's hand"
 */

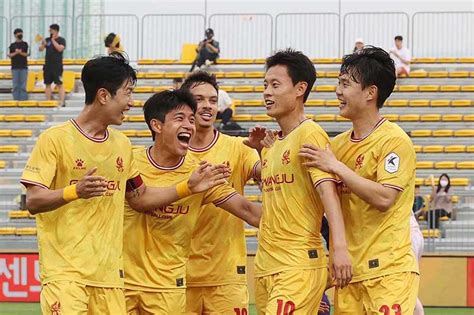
xmin=75 ymin=167 xmax=108 ymax=199
xmin=187 ymin=161 xmax=230 ymax=193
xmin=299 ymin=143 xmax=340 ymax=173
xmin=318 ymin=300 xmax=331 ymax=314
xmin=243 ymin=126 xmax=274 ymax=152
xmin=330 ymin=247 xmax=352 ymax=289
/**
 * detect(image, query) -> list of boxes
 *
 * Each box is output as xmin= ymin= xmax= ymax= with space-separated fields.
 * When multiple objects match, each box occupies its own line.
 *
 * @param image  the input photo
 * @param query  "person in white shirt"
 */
xmin=389 ymin=35 xmax=411 ymax=76
xmin=217 ymin=89 xmax=233 ymax=126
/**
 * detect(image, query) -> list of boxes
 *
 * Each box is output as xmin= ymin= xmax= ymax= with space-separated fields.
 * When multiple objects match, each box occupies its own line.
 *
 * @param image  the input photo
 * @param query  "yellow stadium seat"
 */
xmin=434 ymin=161 xmax=456 ymax=169
xmin=247 ymin=195 xmax=260 ymax=202
xmin=464 ymin=115 xmax=474 ymax=121
xmin=244 ymin=71 xmax=265 ymax=78
xmin=467 ymin=146 xmax=474 ymax=153
xmin=471 ymin=72 xmax=474 ymax=77
xmin=336 ymin=116 xmax=349 ymax=121
xmin=153 ymin=86 xmax=172 ymax=93
xmin=4 ymin=115 xmax=24 ymax=122
xmin=420 ymin=114 xmax=441 ymax=121
xmin=164 ymin=72 xmax=185 ymax=79
xmin=414 ymin=178 xmax=425 ymax=186
xmin=442 ymin=115 xmax=462 ymax=121
xmin=155 ymin=59 xmax=175 ymax=64
xmin=242 ymin=100 xmax=264 ymax=106
xmin=245 ymin=228 xmax=258 ymax=237
xmin=25 ymin=115 xmax=45 ymax=122
xmin=0 ymin=115 xmax=4 ymax=121
xmin=16 ymin=228 xmax=37 ymax=236
xmin=458 ymin=57 xmax=474 ymax=63
xmin=428 ymin=71 xmax=448 ymax=78
xmin=325 ymin=100 xmax=340 ymax=107
xmin=144 ymin=72 xmax=164 ymax=79
xmin=254 ymin=59 xmax=266 ymax=64
xmin=233 ymin=86 xmax=254 ymax=92
xmin=121 ymin=130 xmax=137 ymax=137
xmin=422 ymin=229 xmax=440 ymax=238
xmin=9 ymin=210 xmax=29 ymax=219
xmin=62 ymin=71 xmax=76 ymax=93
xmin=452 ymin=196 xmax=459 ymax=203
xmin=0 ymin=100 xmax=18 ymax=107
xmin=138 ymin=59 xmax=155 ymax=65
xmin=219 ymin=86 xmax=234 ymax=92
xmin=212 ymin=72 xmax=225 ymax=78
xmin=419 ymin=85 xmax=439 ymax=92
xmin=306 ymin=99 xmax=325 ymax=106
xmin=224 ymin=72 xmax=245 ymax=78
xmin=136 ymin=130 xmax=152 ymax=137
xmin=398 ymin=85 xmax=418 ymax=92
xmin=233 ymin=59 xmax=254 ymax=64
xmin=416 ymin=161 xmax=434 ymax=169
xmin=440 ymin=85 xmax=460 ymax=92
xmin=437 ymin=58 xmax=457 ymax=63
xmin=450 ymin=178 xmax=469 ymax=186
xmin=216 ymin=59 xmax=233 ymax=64
xmin=388 ymin=99 xmax=408 ymax=107
xmin=430 ymin=100 xmax=450 ymax=107
xmin=422 ymin=145 xmax=443 ymax=153
xmin=433 ymin=130 xmax=454 ymax=137
xmin=444 ymin=145 xmax=465 ymax=153
xmin=439 ymin=216 xmax=449 ymax=222
xmin=128 ymin=116 xmax=145 ymax=122
xmin=180 ymin=43 xmax=198 ymax=63
xmin=451 ymin=100 xmax=471 ymax=107
xmin=325 ymin=71 xmax=340 ymax=78
xmin=73 ymin=59 xmax=88 ymax=65
xmin=399 ymin=114 xmax=419 ymax=121
xmin=413 ymin=145 xmax=422 ymax=153
xmin=409 ymin=100 xmax=430 ymax=107
xmin=0 ymin=130 xmax=11 ymax=136
xmin=0 ymin=227 xmax=16 ymax=235
xmin=233 ymin=100 xmax=242 ymax=106
xmin=449 ymin=71 xmax=469 ymax=78
xmin=312 ymin=58 xmax=339 ymax=64
xmin=457 ymin=161 xmax=474 ymax=169
xmin=411 ymin=130 xmax=432 ymax=137
xmin=0 ymin=160 xmax=5 ymax=168
xmin=315 ymin=85 xmax=336 ymax=92
xmin=316 ymin=71 xmax=326 ymax=77
xmin=253 ymin=86 xmax=264 ymax=92
xmin=18 ymin=100 xmax=38 ymax=107
xmin=74 ymin=71 xmax=82 ymax=79
xmin=0 ymin=145 xmax=19 ymax=153
xmin=11 ymin=130 xmax=33 ymax=137
xmin=305 ymin=114 xmax=314 ymax=120
xmin=408 ymin=71 xmax=427 ymax=78
xmin=133 ymin=100 xmax=143 ymax=107
xmin=314 ymin=114 xmax=335 ymax=121
xmin=413 ymin=58 xmax=436 ymax=63
xmin=454 ymin=129 xmax=474 ymax=137
xmin=233 ymin=114 xmax=252 ymax=121
xmin=134 ymin=86 xmax=153 ymax=93
xmin=461 ymin=85 xmax=474 ymax=92
xmin=38 ymin=100 xmax=59 ymax=107
xmin=252 ymin=115 xmax=272 ymax=121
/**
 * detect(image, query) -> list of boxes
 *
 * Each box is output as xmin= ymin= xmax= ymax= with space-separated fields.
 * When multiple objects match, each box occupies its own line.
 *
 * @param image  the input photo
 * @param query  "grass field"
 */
xmin=1 ymin=303 xmax=473 ymax=315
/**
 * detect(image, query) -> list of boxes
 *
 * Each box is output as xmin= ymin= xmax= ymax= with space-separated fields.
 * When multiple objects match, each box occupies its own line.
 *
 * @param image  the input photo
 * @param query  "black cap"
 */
xmin=205 ymin=28 xmax=214 ymax=36
xmin=14 ymin=28 xmax=23 ymax=35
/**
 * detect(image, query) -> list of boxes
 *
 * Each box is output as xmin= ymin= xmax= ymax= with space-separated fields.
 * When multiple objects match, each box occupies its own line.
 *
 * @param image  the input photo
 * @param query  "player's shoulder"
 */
xmin=131 ymin=145 xmax=147 ymax=160
xmin=298 ymin=119 xmax=329 ymax=137
xmin=332 ymin=129 xmax=351 ymax=145
xmin=108 ymin=127 xmax=133 ymax=144
xmin=378 ymin=120 xmax=413 ymax=145
xmin=39 ymin=120 xmax=74 ymax=139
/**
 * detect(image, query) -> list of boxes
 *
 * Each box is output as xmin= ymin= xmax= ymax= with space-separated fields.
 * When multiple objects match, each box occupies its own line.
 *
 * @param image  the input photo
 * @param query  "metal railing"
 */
xmin=0 ymin=16 xmax=7 ymax=59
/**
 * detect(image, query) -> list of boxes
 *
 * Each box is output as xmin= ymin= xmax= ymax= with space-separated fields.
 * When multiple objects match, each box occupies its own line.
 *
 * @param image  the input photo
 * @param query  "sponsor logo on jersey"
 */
xmin=384 ymin=152 xmax=400 ymax=173
xmin=73 ymin=158 xmax=86 ymax=170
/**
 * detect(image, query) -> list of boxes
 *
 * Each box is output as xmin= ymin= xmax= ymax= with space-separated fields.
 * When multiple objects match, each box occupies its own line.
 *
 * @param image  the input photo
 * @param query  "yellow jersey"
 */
xmin=255 ymin=119 xmax=336 ymax=277
xmin=331 ymin=118 xmax=418 ymax=282
xmin=123 ymin=147 xmax=237 ymax=291
xmin=186 ymin=130 xmax=260 ymax=286
xmin=20 ymin=119 xmax=139 ymax=287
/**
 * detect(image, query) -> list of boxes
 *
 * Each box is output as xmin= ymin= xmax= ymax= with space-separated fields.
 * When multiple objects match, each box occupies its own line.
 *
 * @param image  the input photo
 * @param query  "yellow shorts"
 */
xmin=40 ymin=280 xmax=125 ymax=315
xmin=335 ymin=272 xmax=419 ymax=315
xmin=255 ymin=268 xmax=327 ymax=315
xmin=125 ymin=288 xmax=186 ymax=315
xmin=186 ymin=284 xmax=249 ymax=315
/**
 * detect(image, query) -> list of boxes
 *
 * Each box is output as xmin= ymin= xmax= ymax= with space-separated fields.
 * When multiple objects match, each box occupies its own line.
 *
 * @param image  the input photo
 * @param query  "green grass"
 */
xmin=0 ymin=303 xmax=473 ymax=315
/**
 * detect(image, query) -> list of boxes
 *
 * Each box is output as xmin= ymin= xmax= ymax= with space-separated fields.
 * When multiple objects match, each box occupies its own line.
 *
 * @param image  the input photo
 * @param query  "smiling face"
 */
xmin=189 ymin=83 xmax=218 ymax=130
xmin=152 ymin=105 xmax=196 ymax=157
xmin=101 ymin=79 xmax=134 ymax=125
xmin=263 ymin=64 xmax=306 ymax=119
xmin=336 ymin=73 xmax=371 ymax=120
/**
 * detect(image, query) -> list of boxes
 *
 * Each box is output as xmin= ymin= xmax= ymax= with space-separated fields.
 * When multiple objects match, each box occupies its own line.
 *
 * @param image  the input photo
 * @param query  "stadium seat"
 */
xmin=449 ymin=71 xmax=470 ymax=78
xmin=122 ymin=130 xmax=137 ymax=137
xmin=155 ymin=59 xmax=175 ymax=65
xmin=388 ymin=99 xmax=408 ymax=107
xmin=180 ymin=43 xmax=198 ymax=63
xmin=413 ymin=145 xmax=422 ymax=153
xmin=133 ymin=100 xmax=144 ymax=107
xmin=25 ymin=115 xmax=46 ymax=122
xmin=215 ymin=59 xmax=233 ymax=64
xmin=0 ymin=145 xmax=19 ymax=153
xmin=422 ymin=229 xmax=440 ymax=238
xmin=382 ymin=114 xmax=399 ymax=121
xmin=0 ymin=160 xmax=6 ymax=168
xmin=440 ymin=85 xmax=460 ymax=92
xmin=136 ymin=130 xmax=152 ymax=137
xmin=0 ymin=100 xmax=18 ymax=107
xmin=451 ymin=100 xmax=471 ymax=107
xmin=11 ymin=130 xmax=33 ymax=137
xmin=398 ymin=85 xmax=418 ymax=92
xmin=252 ymin=115 xmax=272 ymax=121
xmin=16 ymin=228 xmax=37 ymax=236
xmin=439 ymin=216 xmax=450 ymax=222
xmin=461 ymin=85 xmax=474 ymax=92
xmin=233 ymin=114 xmax=252 ymax=121
xmin=325 ymin=71 xmax=340 ymax=78
xmin=434 ymin=161 xmax=456 ymax=169
xmin=430 ymin=100 xmax=450 ymax=107
xmin=225 ymin=72 xmax=245 ymax=78
xmin=420 ymin=114 xmax=441 ymax=121
xmin=9 ymin=210 xmax=30 ymax=219
xmin=0 ymin=130 xmax=11 ymax=136
xmin=253 ymin=86 xmax=264 ymax=92
xmin=457 ymin=161 xmax=474 ymax=169
xmin=38 ymin=100 xmax=59 ymax=107
xmin=233 ymin=86 xmax=254 ymax=92
xmin=428 ymin=71 xmax=448 ymax=78
xmin=306 ymin=100 xmax=326 ymax=106
xmin=0 ymin=227 xmax=16 ymax=235
xmin=399 ymin=114 xmax=419 ymax=122
xmin=244 ymin=71 xmax=265 ymax=78
xmin=134 ymin=86 xmax=154 ymax=93
xmin=432 ymin=130 xmax=454 ymax=137
xmin=454 ymin=129 xmax=474 ymax=137
xmin=467 ymin=146 xmax=474 ymax=153
xmin=408 ymin=71 xmax=427 ymax=78
xmin=450 ymin=178 xmax=469 ymax=186
xmin=409 ymin=99 xmax=430 ymax=107
xmin=245 ymin=229 xmax=258 ymax=237
xmin=314 ymin=114 xmax=335 ymax=122
xmin=128 ymin=116 xmax=145 ymax=122
xmin=412 ymin=58 xmax=436 ymax=63
xmin=315 ymin=85 xmax=336 ymax=92
xmin=442 ymin=114 xmax=463 ymax=121
xmin=154 ymin=86 xmax=172 ymax=93
xmin=422 ymin=145 xmax=443 ymax=153
xmin=464 ymin=115 xmax=474 ymax=121
xmin=242 ymin=100 xmax=264 ymax=106
xmin=18 ymin=100 xmax=38 ymax=107
xmin=219 ymin=86 xmax=234 ymax=92
xmin=459 ymin=57 xmax=474 ymax=63
xmin=419 ymin=85 xmax=439 ymax=92
xmin=325 ymin=100 xmax=340 ymax=107
xmin=137 ymin=59 xmax=154 ymax=65
xmin=416 ymin=161 xmax=434 ymax=169
xmin=444 ymin=145 xmax=466 ymax=153
xmin=254 ymin=59 xmax=266 ymax=64
xmin=233 ymin=59 xmax=254 ymax=64
xmin=436 ymin=58 xmax=457 ymax=63
xmin=4 ymin=115 xmax=24 ymax=122
xmin=163 ymin=72 xmax=185 ymax=79
xmin=144 ymin=72 xmax=164 ymax=79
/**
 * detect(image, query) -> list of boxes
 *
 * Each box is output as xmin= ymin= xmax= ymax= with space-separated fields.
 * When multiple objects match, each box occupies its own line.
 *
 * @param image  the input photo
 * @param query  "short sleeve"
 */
xmin=59 ymin=37 xmax=66 ymax=48
xmin=9 ymin=44 xmax=14 ymax=53
xmin=203 ymin=182 xmax=238 ymax=206
xmin=127 ymin=142 xmax=140 ymax=180
xmin=23 ymin=42 xmax=29 ymax=52
xmin=239 ymin=140 xmax=260 ymax=181
xmin=20 ymin=132 xmax=58 ymax=189
xmin=376 ymin=137 xmax=416 ymax=192
xmin=303 ymin=129 xmax=338 ymax=187
xmin=213 ymin=41 xmax=220 ymax=52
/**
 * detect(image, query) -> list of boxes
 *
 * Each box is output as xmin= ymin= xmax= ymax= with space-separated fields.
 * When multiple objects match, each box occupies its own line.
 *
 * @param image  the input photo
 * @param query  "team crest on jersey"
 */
xmin=73 ymin=159 xmax=86 ymax=170
xmin=281 ymin=150 xmax=291 ymax=165
xmin=51 ymin=301 xmax=61 ymax=315
xmin=384 ymin=152 xmax=400 ymax=173
xmin=116 ymin=157 xmax=124 ymax=172
xmin=222 ymin=160 xmax=232 ymax=172
xmin=261 ymin=159 xmax=268 ymax=168
xmin=355 ymin=154 xmax=365 ymax=169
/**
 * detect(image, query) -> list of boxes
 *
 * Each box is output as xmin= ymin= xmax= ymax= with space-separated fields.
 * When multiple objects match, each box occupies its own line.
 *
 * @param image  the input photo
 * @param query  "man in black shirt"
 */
xmin=190 ymin=28 xmax=220 ymax=71
xmin=8 ymin=28 xmax=29 ymax=100
xmin=39 ymin=24 xmax=66 ymax=106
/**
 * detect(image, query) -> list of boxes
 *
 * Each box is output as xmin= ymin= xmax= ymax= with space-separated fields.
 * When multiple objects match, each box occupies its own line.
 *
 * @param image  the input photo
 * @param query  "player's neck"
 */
xmin=150 ymin=142 xmax=182 ymax=167
xmin=276 ymin=109 xmax=306 ymax=137
xmin=75 ymin=108 xmax=108 ymax=138
xmin=190 ymin=127 xmax=215 ymax=149
xmin=351 ymin=111 xmax=383 ymax=139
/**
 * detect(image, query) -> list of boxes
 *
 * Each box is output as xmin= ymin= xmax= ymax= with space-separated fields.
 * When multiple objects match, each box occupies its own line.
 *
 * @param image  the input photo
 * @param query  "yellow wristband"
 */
xmin=63 ymin=184 xmax=79 ymax=202
xmin=176 ymin=180 xmax=192 ymax=198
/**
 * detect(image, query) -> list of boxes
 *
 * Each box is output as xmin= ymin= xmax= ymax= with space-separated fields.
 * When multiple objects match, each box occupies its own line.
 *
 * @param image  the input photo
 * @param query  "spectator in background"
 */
xmin=8 ymin=28 xmax=29 ymax=100
xmin=412 ymin=185 xmax=425 ymax=217
xmin=353 ymin=38 xmax=364 ymax=53
xmin=389 ymin=35 xmax=411 ymax=77
xmin=173 ymin=78 xmax=183 ymax=89
xmin=428 ymin=173 xmax=453 ymax=229
xmin=39 ymin=24 xmax=66 ymax=107
xmin=190 ymin=28 xmax=220 ymax=71
xmin=217 ymin=88 xmax=233 ymax=126
xmin=104 ymin=33 xmax=124 ymax=54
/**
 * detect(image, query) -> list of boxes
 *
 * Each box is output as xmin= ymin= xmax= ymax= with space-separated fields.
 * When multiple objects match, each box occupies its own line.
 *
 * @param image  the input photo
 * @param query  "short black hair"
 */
xmin=394 ymin=35 xmax=403 ymax=41
xmin=340 ymin=46 xmax=396 ymax=108
xmin=49 ymin=24 xmax=60 ymax=32
xmin=14 ymin=28 xmax=23 ymax=35
xmin=81 ymin=53 xmax=137 ymax=105
xmin=143 ymin=90 xmax=197 ymax=140
xmin=181 ymin=71 xmax=218 ymax=94
xmin=104 ymin=33 xmax=119 ymax=48
xmin=265 ymin=48 xmax=316 ymax=102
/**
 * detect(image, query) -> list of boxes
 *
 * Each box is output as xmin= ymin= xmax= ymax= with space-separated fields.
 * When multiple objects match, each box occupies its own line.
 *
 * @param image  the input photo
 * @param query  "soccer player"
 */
xmin=179 ymin=71 xmax=261 ymax=315
xmin=247 ymin=48 xmax=352 ymax=314
xmin=299 ymin=46 xmax=419 ymax=314
xmin=20 ymin=54 xmax=228 ymax=314
xmin=122 ymin=89 xmax=262 ymax=314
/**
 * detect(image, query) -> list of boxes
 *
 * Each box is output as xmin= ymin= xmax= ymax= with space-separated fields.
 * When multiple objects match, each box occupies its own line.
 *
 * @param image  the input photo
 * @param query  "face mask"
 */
xmin=440 ymin=179 xmax=448 ymax=187
xmin=16 ymin=34 xmax=23 ymax=40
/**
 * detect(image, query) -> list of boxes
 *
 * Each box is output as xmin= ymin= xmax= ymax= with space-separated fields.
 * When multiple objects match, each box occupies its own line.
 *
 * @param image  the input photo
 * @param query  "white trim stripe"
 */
xmin=189 ymin=129 xmax=220 ymax=152
xmin=214 ymin=192 xmax=238 ymax=206
xmin=350 ymin=118 xmax=386 ymax=143
xmin=313 ymin=178 xmax=339 ymax=188
xmin=70 ymin=119 xmax=109 ymax=143
xmin=146 ymin=147 xmax=185 ymax=170
xmin=382 ymin=183 xmax=404 ymax=192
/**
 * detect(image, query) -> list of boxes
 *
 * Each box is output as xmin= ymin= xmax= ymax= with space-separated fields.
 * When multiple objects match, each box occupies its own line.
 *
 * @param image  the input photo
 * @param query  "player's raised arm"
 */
xmin=215 ymin=194 xmax=262 ymax=227
xmin=126 ymin=161 xmax=229 ymax=212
